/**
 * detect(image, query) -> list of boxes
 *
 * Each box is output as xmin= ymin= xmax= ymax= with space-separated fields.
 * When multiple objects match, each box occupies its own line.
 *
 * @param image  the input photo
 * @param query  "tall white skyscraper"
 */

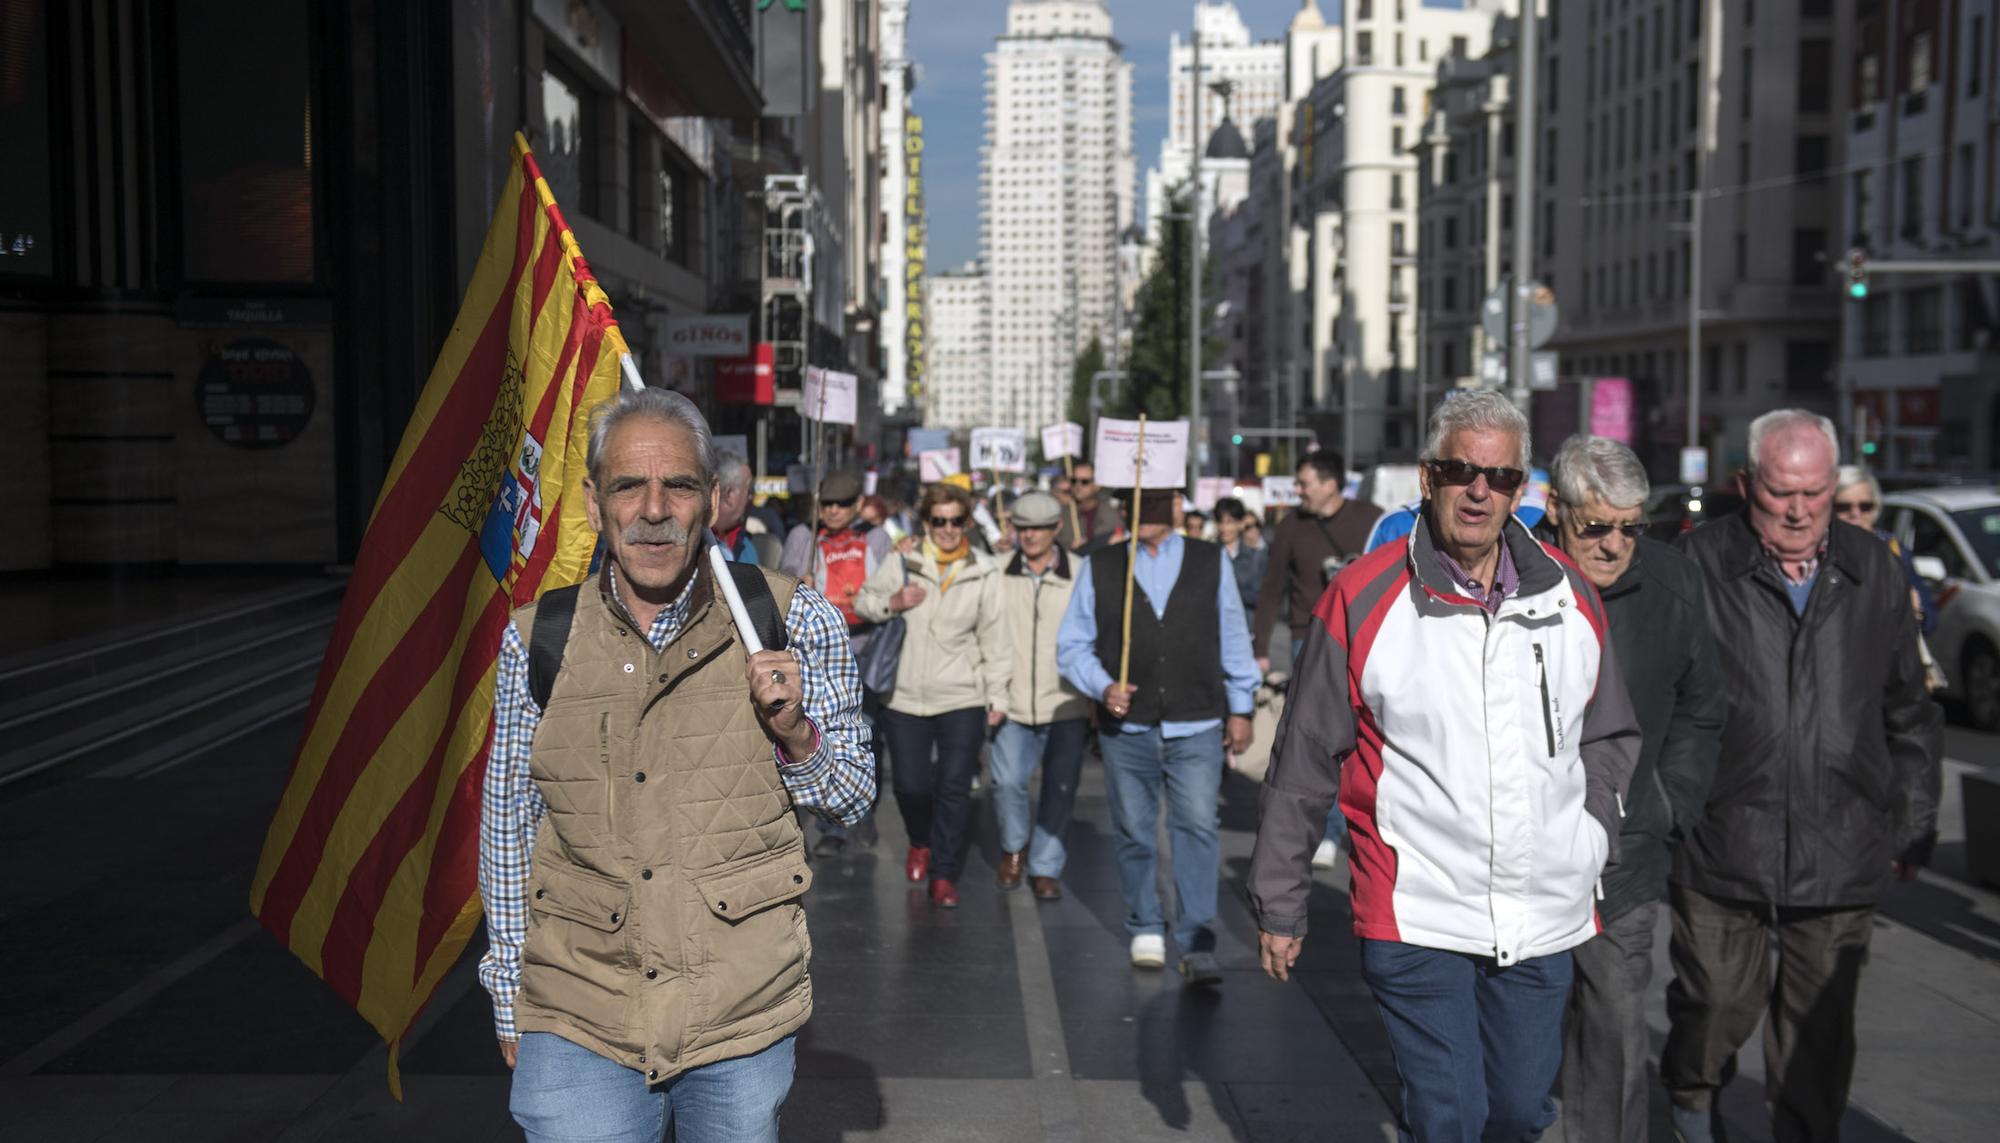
xmin=927 ymin=264 xmax=992 ymax=430
xmin=981 ymin=0 xmax=1135 ymax=434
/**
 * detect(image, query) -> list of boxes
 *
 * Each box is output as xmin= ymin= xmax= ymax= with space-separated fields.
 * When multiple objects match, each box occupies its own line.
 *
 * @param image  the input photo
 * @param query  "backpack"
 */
xmin=528 ymin=563 xmax=788 ymax=710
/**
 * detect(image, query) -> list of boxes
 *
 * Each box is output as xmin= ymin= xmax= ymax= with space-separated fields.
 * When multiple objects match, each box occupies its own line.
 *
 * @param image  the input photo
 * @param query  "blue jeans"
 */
xmin=989 ymin=717 xmax=1089 ymax=877
xmin=509 ymin=1031 xmax=794 ymax=1143
xmin=1292 ymin=633 xmax=1349 ymax=849
xmin=1360 ymin=941 xmax=1571 ymax=1143
xmin=1097 ymin=725 xmax=1224 ymax=951
xmin=880 ymin=705 xmax=986 ymax=881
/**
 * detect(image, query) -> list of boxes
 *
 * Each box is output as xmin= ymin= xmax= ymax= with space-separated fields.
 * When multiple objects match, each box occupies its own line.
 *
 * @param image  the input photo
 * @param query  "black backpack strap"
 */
xmin=528 ymin=584 xmax=582 ymax=711
xmin=726 ymin=562 xmax=789 ymax=653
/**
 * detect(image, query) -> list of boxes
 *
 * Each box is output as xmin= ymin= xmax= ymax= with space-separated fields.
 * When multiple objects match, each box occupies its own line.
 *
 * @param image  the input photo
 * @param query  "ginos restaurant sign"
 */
xmin=664 ymin=314 xmax=751 ymax=357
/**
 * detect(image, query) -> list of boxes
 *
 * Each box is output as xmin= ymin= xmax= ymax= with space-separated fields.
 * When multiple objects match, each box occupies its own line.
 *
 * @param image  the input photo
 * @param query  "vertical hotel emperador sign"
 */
xmin=905 ymin=114 xmax=927 ymax=399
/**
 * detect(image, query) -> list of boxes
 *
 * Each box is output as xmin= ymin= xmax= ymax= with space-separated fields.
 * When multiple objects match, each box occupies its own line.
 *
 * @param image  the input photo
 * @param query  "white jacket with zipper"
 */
xmin=993 ymin=548 xmax=1092 ymax=725
xmin=855 ymin=547 xmax=1010 ymax=717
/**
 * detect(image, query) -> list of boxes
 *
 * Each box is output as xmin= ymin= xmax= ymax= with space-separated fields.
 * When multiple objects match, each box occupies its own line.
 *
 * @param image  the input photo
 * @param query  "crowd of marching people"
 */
xmin=481 ymin=384 xmax=1941 ymax=1143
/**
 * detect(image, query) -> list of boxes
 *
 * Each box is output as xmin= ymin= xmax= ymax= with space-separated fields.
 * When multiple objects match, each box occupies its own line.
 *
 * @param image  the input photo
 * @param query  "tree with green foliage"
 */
xmin=1064 ymin=335 xmax=1105 ymax=431
xmin=1120 ymin=186 xmax=1221 ymax=423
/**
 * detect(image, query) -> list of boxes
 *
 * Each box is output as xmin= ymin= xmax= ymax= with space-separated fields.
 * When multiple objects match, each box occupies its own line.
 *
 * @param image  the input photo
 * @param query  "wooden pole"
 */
xmin=1118 ymin=415 xmax=1146 ymax=688
xmin=1061 ymin=453 xmax=1082 ymax=547
xmin=807 ymin=372 xmax=829 ymax=582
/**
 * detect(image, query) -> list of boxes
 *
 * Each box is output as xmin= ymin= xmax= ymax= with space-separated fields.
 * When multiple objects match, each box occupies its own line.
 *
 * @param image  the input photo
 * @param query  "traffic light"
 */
xmin=1845 ymin=248 xmax=1868 ymax=300
xmin=1231 ymin=433 xmax=1245 ymax=446
xmin=1861 ymin=439 xmax=1880 ymax=457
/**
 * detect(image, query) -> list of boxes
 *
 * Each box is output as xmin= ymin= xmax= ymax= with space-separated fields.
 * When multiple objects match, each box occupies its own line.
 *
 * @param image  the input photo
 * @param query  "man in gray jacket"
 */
xmin=1663 ymin=409 xmax=1942 ymax=1143
xmin=1543 ymin=435 xmax=1727 ymax=1143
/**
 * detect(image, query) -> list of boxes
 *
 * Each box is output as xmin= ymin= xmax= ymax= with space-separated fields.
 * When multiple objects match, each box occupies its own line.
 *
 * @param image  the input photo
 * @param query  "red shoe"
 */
xmin=929 ymin=878 xmax=960 ymax=908
xmin=905 ymin=846 xmax=931 ymax=883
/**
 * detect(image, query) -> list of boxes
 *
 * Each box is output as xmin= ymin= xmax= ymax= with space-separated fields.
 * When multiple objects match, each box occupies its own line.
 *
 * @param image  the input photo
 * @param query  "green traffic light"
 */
xmin=1231 ymin=434 xmax=1244 ymax=446
xmin=1849 ymin=281 xmax=1868 ymax=300
xmin=1861 ymin=441 xmax=1879 ymax=455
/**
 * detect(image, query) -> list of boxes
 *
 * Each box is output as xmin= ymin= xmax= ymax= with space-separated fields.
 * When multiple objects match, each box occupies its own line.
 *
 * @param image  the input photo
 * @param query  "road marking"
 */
xmin=1006 ymin=883 xmax=1084 ymax=1142
xmin=0 ymin=918 xmax=261 ymax=1077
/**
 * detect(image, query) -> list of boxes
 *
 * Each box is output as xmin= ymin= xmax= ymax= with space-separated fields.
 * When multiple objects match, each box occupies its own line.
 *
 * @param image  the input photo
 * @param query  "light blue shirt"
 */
xmin=1056 ymin=533 xmax=1260 ymax=738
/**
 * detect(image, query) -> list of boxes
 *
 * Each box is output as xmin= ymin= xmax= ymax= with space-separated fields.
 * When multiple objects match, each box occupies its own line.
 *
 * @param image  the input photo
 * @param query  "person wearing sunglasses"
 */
xmin=1052 ymin=461 xmax=1126 ymax=553
xmin=855 ymin=482 xmax=1010 ymax=908
xmin=1833 ymin=465 xmax=1936 ymax=636
xmin=1540 ymin=435 xmax=1727 ymax=1143
xmin=1248 ymin=390 xmax=1642 ymax=1143
xmin=780 ymin=470 xmax=896 ymax=858
xmin=1660 ymin=410 xmax=1942 ymax=1143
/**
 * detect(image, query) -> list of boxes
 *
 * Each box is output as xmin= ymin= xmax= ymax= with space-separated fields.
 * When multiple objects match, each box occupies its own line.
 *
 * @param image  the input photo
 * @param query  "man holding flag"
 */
xmin=481 ymin=386 xmax=874 ymax=1140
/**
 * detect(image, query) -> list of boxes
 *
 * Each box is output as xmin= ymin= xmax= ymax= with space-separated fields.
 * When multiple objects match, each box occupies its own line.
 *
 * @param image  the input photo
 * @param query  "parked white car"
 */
xmin=1882 ymin=488 xmax=2000 ymax=729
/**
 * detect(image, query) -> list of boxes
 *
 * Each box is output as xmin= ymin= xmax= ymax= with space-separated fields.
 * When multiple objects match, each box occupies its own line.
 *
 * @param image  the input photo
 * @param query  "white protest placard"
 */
xmin=918 ymin=448 xmax=962 ymax=482
xmin=1194 ymin=477 xmax=1237 ymax=510
xmin=1090 ymin=418 xmax=1189 ymax=489
xmin=969 ymin=426 xmax=1029 ymax=473
xmin=1040 ymin=421 xmax=1085 ymax=461
xmin=801 ymin=367 xmax=859 ymax=426
xmin=1261 ymin=475 xmax=1302 ymax=508
xmin=863 ymin=470 xmax=880 ymax=496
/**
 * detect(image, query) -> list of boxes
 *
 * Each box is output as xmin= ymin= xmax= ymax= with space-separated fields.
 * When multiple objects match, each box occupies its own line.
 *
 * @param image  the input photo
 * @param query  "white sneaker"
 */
xmin=1312 ymin=838 xmax=1340 ymax=870
xmin=1129 ymin=933 xmax=1167 ymax=968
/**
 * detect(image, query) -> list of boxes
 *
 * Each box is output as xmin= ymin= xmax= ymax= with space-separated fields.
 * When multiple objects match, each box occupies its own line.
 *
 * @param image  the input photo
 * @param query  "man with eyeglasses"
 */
xmin=1660 ymin=410 xmax=1941 ymax=1143
xmin=1053 ymin=461 xmax=1126 ymax=554
xmin=1540 ymin=435 xmax=1727 ymax=1143
xmin=781 ymin=470 xmax=895 ymax=858
xmin=1249 ymin=391 xmax=1640 ymax=1143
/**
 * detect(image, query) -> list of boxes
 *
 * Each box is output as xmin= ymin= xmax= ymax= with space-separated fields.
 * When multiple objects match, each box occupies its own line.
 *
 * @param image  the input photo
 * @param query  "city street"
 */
xmin=1 ymin=580 xmax=1997 ymax=1143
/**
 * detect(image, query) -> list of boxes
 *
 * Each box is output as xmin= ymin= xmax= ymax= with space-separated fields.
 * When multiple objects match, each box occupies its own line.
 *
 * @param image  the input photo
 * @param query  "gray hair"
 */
xmin=586 ymin=386 xmax=716 ymax=485
xmin=1423 ymin=389 xmax=1532 ymax=471
xmin=1835 ymin=464 xmax=1881 ymax=502
xmin=715 ymin=451 xmax=752 ymax=492
xmin=1550 ymin=434 xmax=1650 ymax=511
xmin=1745 ymin=408 xmax=1840 ymax=476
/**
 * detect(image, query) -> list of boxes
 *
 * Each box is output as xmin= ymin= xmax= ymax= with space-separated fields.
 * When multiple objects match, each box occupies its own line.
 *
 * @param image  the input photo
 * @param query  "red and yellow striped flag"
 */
xmin=250 ymin=132 xmax=623 ymax=1092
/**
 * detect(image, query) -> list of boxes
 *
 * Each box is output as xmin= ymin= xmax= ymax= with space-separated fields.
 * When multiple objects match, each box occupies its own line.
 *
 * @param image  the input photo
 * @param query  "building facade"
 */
xmin=1144 ymin=2 xmax=1288 ymax=239
xmin=925 ymin=265 xmax=992 ymax=430
xmin=1543 ymin=0 xmax=1855 ymax=475
xmin=981 ymin=0 xmax=1135 ymax=435
xmin=1840 ymin=0 xmax=2000 ymax=473
xmin=1295 ymin=0 xmax=1501 ymax=466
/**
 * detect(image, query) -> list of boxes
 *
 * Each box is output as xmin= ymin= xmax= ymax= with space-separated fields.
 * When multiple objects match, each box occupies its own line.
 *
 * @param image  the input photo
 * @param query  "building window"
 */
xmin=1734 ymin=231 xmax=1747 ymax=278
xmin=177 ymin=0 xmax=319 ymax=283
xmin=1548 ymin=61 xmax=1559 ymax=111
xmin=1451 ymin=35 xmax=1468 ymax=60
xmin=1733 ymin=342 xmax=1749 ymax=395
xmin=1974 ymin=18 xmax=1988 ymax=99
xmin=1396 ymin=33 xmax=1405 ymax=67
xmin=1910 ymin=33 xmax=1934 ymax=95
xmin=1791 ymin=228 xmax=1825 ymax=286
xmin=1391 ymin=222 xmax=1407 ymax=255
xmin=1796 ymin=135 xmax=1830 ymax=182
xmin=541 ymin=60 xmax=599 ymax=222
xmin=1444 ymin=216 xmax=1458 ymax=247
xmin=1392 ymin=126 xmax=1405 ymax=153
xmin=1906 ymin=287 xmax=1943 ymax=353
xmin=1391 ymin=174 xmax=1405 ymax=209
xmin=1962 ymin=143 xmax=1977 ymax=229
xmin=1798 ymin=38 xmax=1831 ymax=113
xmin=1859 ymin=54 xmax=1882 ymax=104
xmin=1392 ymin=86 xmax=1408 ymax=115
xmin=1902 ymin=156 xmax=1925 ymax=236
xmin=1852 ymin=169 xmax=1874 ymax=246
xmin=1358 ymin=31 xmax=1374 ymax=65
xmin=1741 ymin=48 xmax=1754 ymax=118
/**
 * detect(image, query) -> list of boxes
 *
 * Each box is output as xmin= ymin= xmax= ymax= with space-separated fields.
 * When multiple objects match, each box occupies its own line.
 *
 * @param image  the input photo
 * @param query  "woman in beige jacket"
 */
xmin=855 ymin=483 xmax=1010 ymax=908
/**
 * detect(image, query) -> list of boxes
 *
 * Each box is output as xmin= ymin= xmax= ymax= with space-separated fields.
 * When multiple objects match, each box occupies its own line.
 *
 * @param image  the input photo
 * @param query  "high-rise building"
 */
xmin=1544 ymin=0 xmax=1853 ymax=473
xmin=880 ymin=0 xmax=923 ymax=419
xmin=1296 ymin=1 xmax=1502 ymax=465
xmin=927 ymin=265 xmax=992 ymax=430
xmin=981 ymin=0 xmax=1135 ymax=434
xmin=1839 ymin=0 xmax=2000 ymax=472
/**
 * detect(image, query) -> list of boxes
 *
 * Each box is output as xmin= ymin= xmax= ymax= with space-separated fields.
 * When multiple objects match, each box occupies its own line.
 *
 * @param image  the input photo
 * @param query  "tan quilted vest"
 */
xmin=512 ymin=564 xmax=813 ymax=1083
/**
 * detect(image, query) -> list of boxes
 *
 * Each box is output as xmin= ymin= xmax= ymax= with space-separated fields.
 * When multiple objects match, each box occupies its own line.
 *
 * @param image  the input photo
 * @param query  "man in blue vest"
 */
xmin=1057 ymin=487 xmax=1261 ymax=984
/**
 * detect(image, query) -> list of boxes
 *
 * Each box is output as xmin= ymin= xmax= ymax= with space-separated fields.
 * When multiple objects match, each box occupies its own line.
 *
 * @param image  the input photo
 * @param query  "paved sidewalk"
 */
xmin=4 ymin=729 xmax=1998 ymax=1141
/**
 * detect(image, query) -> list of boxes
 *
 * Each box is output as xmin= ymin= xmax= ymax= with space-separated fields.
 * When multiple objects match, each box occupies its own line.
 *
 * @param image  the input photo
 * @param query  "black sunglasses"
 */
xmin=822 ymin=496 xmax=858 ymax=509
xmin=1573 ymin=519 xmax=1648 ymax=540
xmin=927 ymin=514 xmax=966 ymax=528
xmin=1835 ymin=500 xmax=1877 ymax=514
xmin=1427 ymin=458 xmax=1528 ymax=493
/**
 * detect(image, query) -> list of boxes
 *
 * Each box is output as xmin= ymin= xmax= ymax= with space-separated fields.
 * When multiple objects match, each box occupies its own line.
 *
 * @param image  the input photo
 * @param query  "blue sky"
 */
xmin=912 ymin=2 xmax=1454 ymax=268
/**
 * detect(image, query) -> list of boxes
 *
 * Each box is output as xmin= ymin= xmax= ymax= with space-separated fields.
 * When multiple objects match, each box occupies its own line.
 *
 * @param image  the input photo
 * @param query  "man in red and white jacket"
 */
xmin=1249 ymin=391 xmax=1640 ymax=1143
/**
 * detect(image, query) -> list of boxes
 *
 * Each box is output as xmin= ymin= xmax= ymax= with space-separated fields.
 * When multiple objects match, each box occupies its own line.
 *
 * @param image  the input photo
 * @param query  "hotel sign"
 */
xmin=904 ymin=114 xmax=926 ymax=394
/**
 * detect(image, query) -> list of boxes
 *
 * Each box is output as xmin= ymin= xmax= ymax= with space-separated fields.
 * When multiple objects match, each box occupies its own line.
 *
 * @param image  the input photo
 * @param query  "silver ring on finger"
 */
xmin=771 ymin=669 xmax=786 ymax=685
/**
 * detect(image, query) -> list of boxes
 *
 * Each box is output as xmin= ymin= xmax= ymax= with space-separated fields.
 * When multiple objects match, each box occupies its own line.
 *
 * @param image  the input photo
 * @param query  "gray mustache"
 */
xmin=623 ymin=519 xmax=691 ymax=545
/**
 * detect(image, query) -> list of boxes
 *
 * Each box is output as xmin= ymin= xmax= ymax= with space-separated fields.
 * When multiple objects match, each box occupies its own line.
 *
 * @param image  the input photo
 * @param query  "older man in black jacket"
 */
xmin=1663 ymin=409 xmax=1942 ymax=1143
xmin=1542 ymin=435 xmax=1727 ymax=1143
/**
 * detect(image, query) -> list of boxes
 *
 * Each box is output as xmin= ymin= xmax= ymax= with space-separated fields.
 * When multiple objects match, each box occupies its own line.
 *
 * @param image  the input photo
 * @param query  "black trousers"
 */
xmin=879 ymin=706 xmax=985 ymax=881
xmin=1660 ymin=884 xmax=1874 ymax=1143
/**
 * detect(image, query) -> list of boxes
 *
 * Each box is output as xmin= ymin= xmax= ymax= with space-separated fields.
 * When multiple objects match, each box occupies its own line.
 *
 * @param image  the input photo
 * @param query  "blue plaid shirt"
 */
xmin=477 ymin=562 xmax=875 ymax=1040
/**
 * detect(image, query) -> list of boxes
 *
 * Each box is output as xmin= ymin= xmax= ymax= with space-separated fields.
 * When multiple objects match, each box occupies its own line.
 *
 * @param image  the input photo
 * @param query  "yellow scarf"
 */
xmin=925 ymin=538 xmax=970 ymax=595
